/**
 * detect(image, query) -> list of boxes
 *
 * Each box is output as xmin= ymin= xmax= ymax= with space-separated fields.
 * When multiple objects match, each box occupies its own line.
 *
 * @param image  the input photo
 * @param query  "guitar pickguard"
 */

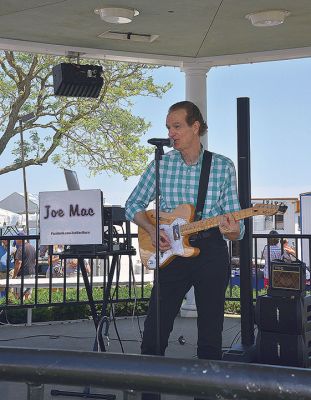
xmin=147 ymin=218 xmax=187 ymax=269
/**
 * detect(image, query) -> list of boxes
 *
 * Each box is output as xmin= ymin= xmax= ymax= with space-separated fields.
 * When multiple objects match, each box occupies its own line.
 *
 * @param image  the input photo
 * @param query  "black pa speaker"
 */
xmin=52 ymin=63 xmax=103 ymax=98
xmin=255 ymin=295 xmax=311 ymax=334
xmin=256 ymin=330 xmax=311 ymax=367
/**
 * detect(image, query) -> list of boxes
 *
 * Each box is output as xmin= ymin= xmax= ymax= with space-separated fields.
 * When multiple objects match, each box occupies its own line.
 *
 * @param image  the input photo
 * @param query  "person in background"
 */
xmin=46 ymin=245 xmax=91 ymax=278
xmin=282 ymin=238 xmax=296 ymax=259
xmin=262 ymin=230 xmax=282 ymax=288
xmin=125 ymin=100 xmax=244 ymax=400
xmin=281 ymin=239 xmax=310 ymax=284
xmin=12 ymin=232 xmax=36 ymax=300
xmin=64 ymin=258 xmax=91 ymax=276
xmin=39 ymin=244 xmax=49 ymax=258
xmin=46 ymin=245 xmax=64 ymax=278
xmin=0 ymin=240 xmax=16 ymax=297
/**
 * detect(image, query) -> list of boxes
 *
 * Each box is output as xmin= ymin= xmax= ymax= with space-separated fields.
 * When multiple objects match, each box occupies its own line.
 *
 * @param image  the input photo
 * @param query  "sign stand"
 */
xmin=38 ymin=188 xmax=136 ymax=399
xmin=50 ymin=246 xmax=136 ymax=399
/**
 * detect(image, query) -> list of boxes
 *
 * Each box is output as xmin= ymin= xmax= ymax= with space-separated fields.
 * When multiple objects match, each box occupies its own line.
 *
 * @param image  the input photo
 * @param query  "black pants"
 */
xmin=141 ymin=234 xmax=230 ymax=400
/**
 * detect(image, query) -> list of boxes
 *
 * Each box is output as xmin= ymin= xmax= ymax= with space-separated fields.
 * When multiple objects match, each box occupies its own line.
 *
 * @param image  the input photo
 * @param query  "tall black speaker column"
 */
xmin=223 ymin=97 xmax=255 ymax=362
xmin=236 ymin=97 xmax=254 ymax=347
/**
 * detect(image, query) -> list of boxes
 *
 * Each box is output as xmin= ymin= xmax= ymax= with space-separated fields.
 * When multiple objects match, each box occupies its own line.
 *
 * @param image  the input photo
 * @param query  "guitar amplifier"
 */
xmin=255 ymin=295 xmax=311 ymax=334
xmin=256 ymin=330 xmax=311 ymax=367
xmin=268 ymin=260 xmax=306 ymax=297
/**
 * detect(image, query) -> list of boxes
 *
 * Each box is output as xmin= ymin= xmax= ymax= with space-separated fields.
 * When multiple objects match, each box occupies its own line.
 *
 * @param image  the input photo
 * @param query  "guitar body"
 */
xmin=138 ymin=202 xmax=287 ymax=270
xmin=138 ymin=204 xmax=200 ymax=269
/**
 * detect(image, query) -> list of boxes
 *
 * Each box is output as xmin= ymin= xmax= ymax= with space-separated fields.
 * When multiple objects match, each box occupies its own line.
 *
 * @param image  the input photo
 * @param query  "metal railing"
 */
xmin=1 ymin=232 xmax=311 ymax=399
xmin=0 ymin=233 xmax=150 ymax=324
xmin=1 ymin=233 xmax=311 ymax=316
xmin=1 ymin=346 xmax=311 ymax=400
xmin=227 ymin=233 xmax=311 ymax=302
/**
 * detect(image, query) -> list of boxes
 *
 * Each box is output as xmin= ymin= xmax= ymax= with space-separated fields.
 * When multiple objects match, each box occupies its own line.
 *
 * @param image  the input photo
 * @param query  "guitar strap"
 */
xmin=194 ymin=150 xmax=212 ymax=221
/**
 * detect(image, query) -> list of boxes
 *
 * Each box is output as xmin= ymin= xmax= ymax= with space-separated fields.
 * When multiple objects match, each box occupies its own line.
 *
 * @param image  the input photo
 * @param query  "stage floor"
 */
xmin=0 ymin=313 xmax=241 ymax=399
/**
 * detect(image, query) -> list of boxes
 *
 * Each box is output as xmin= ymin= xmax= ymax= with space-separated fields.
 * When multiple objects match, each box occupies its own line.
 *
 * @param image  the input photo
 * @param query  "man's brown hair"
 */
xmin=168 ymin=101 xmax=207 ymax=136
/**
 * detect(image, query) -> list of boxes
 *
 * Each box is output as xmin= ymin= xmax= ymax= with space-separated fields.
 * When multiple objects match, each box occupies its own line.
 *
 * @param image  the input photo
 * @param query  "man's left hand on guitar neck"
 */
xmin=218 ymin=213 xmax=240 ymax=241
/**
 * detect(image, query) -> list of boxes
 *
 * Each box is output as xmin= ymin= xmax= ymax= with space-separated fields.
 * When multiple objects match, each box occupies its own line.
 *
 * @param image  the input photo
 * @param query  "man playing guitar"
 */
xmin=125 ymin=101 xmax=244 ymax=400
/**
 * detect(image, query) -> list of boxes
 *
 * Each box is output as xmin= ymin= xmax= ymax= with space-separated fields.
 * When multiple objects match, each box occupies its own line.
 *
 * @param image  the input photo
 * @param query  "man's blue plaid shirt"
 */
xmin=125 ymin=148 xmax=245 ymax=239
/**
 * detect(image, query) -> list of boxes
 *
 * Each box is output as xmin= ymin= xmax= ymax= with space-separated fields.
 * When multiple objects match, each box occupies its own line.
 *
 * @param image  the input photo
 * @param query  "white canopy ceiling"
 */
xmin=1 ymin=1 xmax=311 ymax=67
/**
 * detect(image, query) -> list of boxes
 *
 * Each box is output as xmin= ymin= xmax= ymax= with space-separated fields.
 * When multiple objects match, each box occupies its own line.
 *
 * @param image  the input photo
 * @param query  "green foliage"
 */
xmin=0 ymin=51 xmax=172 ymax=177
xmin=0 ymin=305 xmax=90 ymax=324
xmin=224 ymin=285 xmax=267 ymax=315
xmin=0 ymin=284 xmax=153 ymax=324
xmin=2 ymin=284 xmax=267 ymax=324
xmin=225 ymin=285 xmax=241 ymax=314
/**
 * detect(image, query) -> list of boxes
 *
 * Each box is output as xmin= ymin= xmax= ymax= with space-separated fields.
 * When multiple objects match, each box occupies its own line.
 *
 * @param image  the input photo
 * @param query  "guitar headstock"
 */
xmin=252 ymin=203 xmax=288 ymax=216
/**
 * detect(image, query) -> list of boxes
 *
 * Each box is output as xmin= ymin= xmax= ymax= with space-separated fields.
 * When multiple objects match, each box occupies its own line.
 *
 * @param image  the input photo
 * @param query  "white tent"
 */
xmin=0 ymin=192 xmax=38 ymax=214
xmin=0 ymin=207 xmax=22 ymax=226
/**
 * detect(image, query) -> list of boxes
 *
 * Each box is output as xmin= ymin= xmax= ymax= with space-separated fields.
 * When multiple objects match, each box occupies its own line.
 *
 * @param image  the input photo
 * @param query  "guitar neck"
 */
xmin=180 ymin=207 xmax=255 ymax=236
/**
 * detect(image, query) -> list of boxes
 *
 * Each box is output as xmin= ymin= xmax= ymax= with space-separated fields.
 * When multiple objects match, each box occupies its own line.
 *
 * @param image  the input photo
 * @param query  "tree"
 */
xmin=0 ymin=51 xmax=172 ymax=177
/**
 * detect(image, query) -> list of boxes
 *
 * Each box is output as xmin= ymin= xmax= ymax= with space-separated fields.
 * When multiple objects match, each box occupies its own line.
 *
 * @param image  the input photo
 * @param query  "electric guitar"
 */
xmin=138 ymin=203 xmax=287 ymax=269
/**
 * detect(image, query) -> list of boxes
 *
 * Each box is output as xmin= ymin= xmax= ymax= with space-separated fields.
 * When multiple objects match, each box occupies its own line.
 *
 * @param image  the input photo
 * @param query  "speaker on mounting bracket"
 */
xmin=52 ymin=63 xmax=103 ymax=98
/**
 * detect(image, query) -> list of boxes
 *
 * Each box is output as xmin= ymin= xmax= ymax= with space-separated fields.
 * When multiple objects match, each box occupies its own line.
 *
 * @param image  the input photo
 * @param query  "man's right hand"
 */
xmin=133 ymin=210 xmax=171 ymax=252
xmin=150 ymin=227 xmax=171 ymax=252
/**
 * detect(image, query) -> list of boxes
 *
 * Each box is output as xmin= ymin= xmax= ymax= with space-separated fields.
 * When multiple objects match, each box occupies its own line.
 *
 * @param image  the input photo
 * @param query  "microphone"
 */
xmin=147 ymin=138 xmax=174 ymax=147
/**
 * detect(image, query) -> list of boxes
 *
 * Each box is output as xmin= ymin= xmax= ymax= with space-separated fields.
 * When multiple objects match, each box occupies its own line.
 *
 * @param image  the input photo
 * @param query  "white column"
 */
xmin=180 ymin=63 xmax=211 ymax=317
xmin=182 ymin=63 xmax=211 ymax=149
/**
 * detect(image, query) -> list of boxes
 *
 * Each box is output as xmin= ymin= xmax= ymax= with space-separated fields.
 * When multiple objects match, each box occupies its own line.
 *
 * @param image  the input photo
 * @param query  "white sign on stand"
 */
xmin=39 ymin=189 xmax=103 ymax=245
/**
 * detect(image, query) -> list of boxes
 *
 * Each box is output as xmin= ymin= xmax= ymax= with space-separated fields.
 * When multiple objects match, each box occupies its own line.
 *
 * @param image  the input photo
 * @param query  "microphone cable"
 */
xmin=95 ymin=254 xmax=125 ymax=353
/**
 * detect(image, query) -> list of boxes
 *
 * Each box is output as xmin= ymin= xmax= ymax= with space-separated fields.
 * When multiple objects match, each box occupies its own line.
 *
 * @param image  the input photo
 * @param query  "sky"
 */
xmin=0 ymin=57 xmax=310 ymax=206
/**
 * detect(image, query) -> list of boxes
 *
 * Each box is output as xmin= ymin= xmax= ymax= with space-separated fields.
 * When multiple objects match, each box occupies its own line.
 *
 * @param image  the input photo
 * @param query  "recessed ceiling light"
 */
xmin=94 ymin=7 xmax=139 ymax=24
xmin=245 ymin=10 xmax=290 ymax=27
